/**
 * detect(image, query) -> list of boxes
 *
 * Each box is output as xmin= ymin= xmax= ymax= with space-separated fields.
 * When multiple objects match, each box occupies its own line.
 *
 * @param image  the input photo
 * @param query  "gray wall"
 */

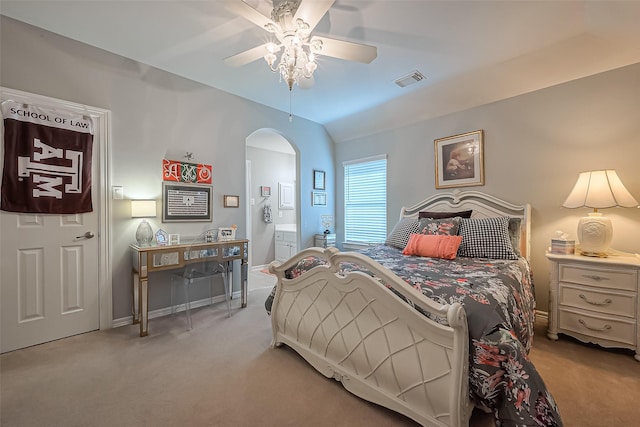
xmin=3 ymin=16 xmax=638 ymax=319
xmin=247 ymin=146 xmax=296 ymax=265
xmin=335 ymin=62 xmax=640 ymax=312
xmin=1 ymin=16 xmax=334 ymax=320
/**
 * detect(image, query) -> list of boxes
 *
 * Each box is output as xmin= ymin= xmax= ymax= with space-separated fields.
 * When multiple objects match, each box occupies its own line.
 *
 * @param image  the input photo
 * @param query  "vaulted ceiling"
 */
xmin=2 ymin=1 xmax=640 ymax=141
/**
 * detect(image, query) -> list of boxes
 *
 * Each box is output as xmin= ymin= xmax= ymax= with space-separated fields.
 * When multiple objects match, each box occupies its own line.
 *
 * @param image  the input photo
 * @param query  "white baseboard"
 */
xmin=536 ymin=310 xmax=548 ymax=323
xmin=112 ymin=290 xmax=241 ymax=328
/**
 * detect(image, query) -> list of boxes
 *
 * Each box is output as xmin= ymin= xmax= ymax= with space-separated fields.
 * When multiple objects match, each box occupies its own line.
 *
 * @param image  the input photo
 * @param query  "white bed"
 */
xmin=266 ymin=191 xmax=558 ymax=427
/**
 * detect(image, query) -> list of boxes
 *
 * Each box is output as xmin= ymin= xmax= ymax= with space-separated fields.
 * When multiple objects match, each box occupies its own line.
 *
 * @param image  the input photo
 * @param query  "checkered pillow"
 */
xmin=385 ymin=217 xmax=422 ymax=249
xmin=457 ymin=217 xmax=518 ymax=259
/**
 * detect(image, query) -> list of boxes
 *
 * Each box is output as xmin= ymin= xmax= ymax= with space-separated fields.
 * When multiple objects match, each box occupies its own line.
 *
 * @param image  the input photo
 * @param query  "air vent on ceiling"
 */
xmin=394 ymin=70 xmax=426 ymax=88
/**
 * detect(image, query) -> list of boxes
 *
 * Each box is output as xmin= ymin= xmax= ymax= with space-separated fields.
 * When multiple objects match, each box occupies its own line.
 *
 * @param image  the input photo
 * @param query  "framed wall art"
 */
xmin=312 ymin=191 xmax=327 ymax=207
xmin=313 ymin=170 xmax=325 ymax=190
xmin=162 ymin=182 xmax=212 ymax=222
xmin=260 ymin=186 xmax=271 ymax=197
xmin=434 ymin=130 xmax=484 ymax=189
xmin=223 ymin=195 xmax=239 ymax=208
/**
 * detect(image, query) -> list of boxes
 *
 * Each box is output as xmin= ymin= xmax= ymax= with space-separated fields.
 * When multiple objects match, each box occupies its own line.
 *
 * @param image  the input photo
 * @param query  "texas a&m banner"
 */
xmin=1 ymin=100 xmax=94 ymax=214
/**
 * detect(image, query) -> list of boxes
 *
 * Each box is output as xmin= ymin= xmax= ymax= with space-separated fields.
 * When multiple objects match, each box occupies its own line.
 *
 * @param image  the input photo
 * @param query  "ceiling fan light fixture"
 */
xmin=310 ymin=39 xmax=323 ymax=53
xmin=295 ymin=18 xmax=310 ymax=32
xmin=264 ymin=52 xmax=277 ymax=68
xmin=224 ymin=0 xmax=376 ymax=121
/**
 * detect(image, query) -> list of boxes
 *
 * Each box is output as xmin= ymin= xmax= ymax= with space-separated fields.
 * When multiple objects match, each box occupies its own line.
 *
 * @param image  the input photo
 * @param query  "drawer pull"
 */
xmin=578 ymin=294 xmax=612 ymax=306
xmin=582 ymin=274 xmax=609 ymax=281
xmin=578 ymin=318 xmax=612 ymax=332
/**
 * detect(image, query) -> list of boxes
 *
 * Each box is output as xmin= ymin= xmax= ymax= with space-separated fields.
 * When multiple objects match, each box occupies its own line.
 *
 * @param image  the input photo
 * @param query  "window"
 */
xmin=343 ymin=155 xmax=387 ymax=244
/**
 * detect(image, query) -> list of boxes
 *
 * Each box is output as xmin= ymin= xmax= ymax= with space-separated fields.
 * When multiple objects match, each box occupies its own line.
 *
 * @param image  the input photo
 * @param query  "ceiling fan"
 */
xmin=224 ymin=0 xmax=377 ymax=92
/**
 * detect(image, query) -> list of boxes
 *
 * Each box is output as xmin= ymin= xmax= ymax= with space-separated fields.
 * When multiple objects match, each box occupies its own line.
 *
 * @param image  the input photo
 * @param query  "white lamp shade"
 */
xmin=563 ymin=170 xmax=638 ymax=209
xmin=131 ymin=200 xmax=157 ymax=218
xmin=562 ymin=170 xmax=638 ymax=257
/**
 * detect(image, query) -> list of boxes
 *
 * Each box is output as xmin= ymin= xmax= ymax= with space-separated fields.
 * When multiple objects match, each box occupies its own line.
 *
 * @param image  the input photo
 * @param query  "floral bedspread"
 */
xmin=265 ymin=245 xmax=562 ymax=427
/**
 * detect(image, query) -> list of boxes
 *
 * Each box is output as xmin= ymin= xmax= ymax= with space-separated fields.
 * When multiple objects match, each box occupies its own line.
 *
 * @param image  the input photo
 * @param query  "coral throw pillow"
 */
xmin=402 ymin=234 xmax=463 ymax=260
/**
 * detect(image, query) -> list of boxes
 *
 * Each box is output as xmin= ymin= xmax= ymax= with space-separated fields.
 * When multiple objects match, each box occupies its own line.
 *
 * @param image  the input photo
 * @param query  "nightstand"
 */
xmin=314 ymin=233 xmax=336 ymax=249
xmin=546 ymin=252 xmax=640 ymax=361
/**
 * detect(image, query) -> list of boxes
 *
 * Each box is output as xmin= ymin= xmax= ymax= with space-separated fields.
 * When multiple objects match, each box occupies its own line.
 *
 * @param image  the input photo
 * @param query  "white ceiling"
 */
xmin=2 ymin=1 xmax=640 ymax=142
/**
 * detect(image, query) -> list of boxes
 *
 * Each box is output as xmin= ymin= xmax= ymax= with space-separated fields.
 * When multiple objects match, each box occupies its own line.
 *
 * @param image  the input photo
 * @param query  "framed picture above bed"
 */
xmin=434 ymin=130 xmax=484 ymax=189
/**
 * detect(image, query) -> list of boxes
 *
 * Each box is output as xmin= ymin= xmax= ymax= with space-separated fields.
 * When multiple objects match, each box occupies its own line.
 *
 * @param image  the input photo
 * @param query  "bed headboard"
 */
xmin=399 ymin=190 xmax=531 ymax=260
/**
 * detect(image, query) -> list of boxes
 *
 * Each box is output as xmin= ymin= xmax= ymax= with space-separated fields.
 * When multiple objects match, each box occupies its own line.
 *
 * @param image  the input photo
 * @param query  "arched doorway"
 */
xmin=245 ymin=129 xmax=298 ymax=269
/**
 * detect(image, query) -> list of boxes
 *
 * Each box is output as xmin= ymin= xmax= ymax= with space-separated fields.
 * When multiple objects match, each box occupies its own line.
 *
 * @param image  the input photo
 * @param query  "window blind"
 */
xmin=344 ymin=156 xmax=387 ymax=244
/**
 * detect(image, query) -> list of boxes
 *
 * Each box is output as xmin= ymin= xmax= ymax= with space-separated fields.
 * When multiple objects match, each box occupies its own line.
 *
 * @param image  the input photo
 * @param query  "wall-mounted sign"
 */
xmin=162 ymin=159 xmax=212 ymax=184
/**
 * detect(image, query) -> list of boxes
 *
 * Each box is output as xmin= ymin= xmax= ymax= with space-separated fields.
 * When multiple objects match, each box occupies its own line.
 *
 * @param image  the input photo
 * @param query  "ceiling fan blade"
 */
xmin=223 ymin=0 xmax=274 ymax=30
xmin=311 ymin=36 xmax=377 ymax=63
xmin=294 ymin=0 xmax=335 ymax=31
xmin=224 ymin=44 xmax=271 ymax=67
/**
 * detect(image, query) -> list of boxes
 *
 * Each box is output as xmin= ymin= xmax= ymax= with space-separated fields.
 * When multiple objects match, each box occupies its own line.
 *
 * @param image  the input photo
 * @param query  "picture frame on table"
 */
xmin=218 ymin=227 xmax=236 ymax=242
xmin=434 ymin=130 xmax=484 ymax=189
xmin=223 ymin=195 xmax=240 ymax=208
xmin=155 ymin=229 xmax=168 ymax=246
xmin=313 ymin=170 xmax=325 ymax=190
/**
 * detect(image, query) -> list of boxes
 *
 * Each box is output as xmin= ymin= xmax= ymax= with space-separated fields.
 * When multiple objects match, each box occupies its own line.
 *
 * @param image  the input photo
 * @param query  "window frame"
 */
xmin=343 ymin=154 xmax=387 ymax=245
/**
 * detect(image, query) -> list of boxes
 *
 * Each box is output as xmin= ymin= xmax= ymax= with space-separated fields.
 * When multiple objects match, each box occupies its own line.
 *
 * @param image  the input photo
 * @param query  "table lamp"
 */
xmin=131 ymin=200 xmax=157 ymax=246
xmin=562 ymin=170 xmax=638 ymax=257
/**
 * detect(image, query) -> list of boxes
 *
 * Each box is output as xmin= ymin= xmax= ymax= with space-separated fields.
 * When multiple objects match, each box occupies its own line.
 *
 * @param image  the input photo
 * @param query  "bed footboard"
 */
xmin=269 ymin=248 xmax=473 ymax=427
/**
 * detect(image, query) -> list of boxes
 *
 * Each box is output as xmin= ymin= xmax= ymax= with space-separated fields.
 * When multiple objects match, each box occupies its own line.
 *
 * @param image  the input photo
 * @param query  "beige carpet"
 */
xmin=1 ymin=286 xmax=639 ymax=427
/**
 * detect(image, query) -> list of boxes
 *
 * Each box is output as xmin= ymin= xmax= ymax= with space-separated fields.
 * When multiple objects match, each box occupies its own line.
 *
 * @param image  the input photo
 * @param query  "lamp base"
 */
xmin=576 ymin=212 xmax=612 ymax=257
xmin=136 ymin=219 xmax=154 ymax=247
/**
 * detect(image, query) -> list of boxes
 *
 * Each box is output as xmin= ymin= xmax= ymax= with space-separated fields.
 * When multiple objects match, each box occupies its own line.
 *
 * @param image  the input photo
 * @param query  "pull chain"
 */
xmin=289 ymin=88 xmax=293 ymax=122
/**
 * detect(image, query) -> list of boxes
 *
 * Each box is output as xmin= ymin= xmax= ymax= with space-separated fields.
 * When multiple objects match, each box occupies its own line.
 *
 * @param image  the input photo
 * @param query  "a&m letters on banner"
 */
xmin=1 ymin=100 xmax=94 ymax=214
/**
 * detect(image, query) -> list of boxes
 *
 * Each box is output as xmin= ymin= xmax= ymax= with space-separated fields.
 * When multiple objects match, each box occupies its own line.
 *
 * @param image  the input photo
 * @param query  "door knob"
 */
xmin=76 ymin=231 xmax=95 ymax=239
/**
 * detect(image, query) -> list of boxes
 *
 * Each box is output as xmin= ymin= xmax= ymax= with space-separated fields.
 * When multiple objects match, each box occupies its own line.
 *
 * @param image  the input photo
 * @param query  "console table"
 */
xmin=130 ymin=239 xmax=249 ymax=336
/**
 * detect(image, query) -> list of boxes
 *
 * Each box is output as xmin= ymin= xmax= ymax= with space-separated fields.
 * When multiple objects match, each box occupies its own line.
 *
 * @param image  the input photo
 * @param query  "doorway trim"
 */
xmin=1 ymin=86 xmax=113 ymax=330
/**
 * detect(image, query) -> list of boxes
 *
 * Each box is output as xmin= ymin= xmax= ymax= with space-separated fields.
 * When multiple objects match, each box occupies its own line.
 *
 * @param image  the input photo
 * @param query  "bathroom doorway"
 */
xmin=245 ymin=129 xmax=298 ymax=269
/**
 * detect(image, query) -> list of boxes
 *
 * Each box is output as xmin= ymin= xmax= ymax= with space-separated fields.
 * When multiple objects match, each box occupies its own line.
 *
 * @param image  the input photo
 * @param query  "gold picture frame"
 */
xmin=434 ymin=130 xmax=484 ymax=189
xmin=223 ymin=194 xmax=239 ymax=208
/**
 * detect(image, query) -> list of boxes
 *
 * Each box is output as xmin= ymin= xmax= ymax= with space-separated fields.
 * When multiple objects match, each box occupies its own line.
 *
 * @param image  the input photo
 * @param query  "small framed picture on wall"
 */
xmin=312 ymin=191 xmax=327 ymax=207
xmin=223 ymin=195 xmax=240 ymax=208
xmin=313 ymin=170 xmax=325 ymax=190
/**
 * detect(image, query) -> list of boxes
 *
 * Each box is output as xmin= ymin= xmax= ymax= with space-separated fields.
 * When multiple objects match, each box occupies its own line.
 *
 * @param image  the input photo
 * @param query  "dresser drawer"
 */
xmin=275 ymin=231 xmax=284 ymax=242
xmin=559 ymin=264 xmax=637 ymax=291
xmin=558 ymin=308 xmax=635 ymax=346
xmin=559 ymin=284 xmax=636 ymax=318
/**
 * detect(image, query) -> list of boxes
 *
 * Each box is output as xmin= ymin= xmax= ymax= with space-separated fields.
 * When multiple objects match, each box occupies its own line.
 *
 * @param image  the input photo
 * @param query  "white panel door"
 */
xmin=0 ymin=90 xmax=102 ymax=353
xmin=0 ymin=210 xmax=99 ymax=352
